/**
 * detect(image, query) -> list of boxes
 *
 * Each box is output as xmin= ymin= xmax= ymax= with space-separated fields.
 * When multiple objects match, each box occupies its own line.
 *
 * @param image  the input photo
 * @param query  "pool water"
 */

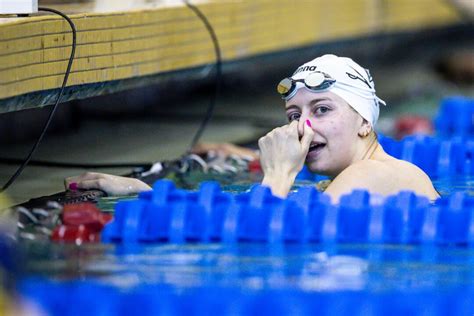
xmin=22 ymin=242 xmax=474 ymax=291
xmin=17 ymin=173 xmax=474 ymax=315
xmin=20 ymin=241 xmax=474 ymax=315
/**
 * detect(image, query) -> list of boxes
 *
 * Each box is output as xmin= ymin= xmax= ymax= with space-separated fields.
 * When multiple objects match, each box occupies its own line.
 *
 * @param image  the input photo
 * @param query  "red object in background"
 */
xmin=51 ymin=225 xmax=100 ymax=244
xmin=394 ymin=115 xmax=433 ymax=139
xmin=52 ymin=203 xmax=113 ymax=244
xmin=62 ymin=203 xmax=113 ymax=231
xmin=248 ymin=159 xmax=262 ymax=173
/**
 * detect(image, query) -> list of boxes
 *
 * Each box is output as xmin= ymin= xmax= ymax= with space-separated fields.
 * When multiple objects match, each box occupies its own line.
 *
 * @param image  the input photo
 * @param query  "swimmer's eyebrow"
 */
xmin=285 ymin=104 xmax=300 ymax=111
xmin=285 ymin=97 xmax=332 ymax=110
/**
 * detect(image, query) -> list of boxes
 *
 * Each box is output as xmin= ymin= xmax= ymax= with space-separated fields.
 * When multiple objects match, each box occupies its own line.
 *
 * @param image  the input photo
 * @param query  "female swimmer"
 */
xmin=66 ymin=54 xmax=439 ymax=202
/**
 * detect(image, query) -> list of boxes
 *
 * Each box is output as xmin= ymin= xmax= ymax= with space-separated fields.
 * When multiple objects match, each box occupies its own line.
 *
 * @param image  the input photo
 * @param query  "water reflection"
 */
xmin=22 ymin=242 xmax=474 ymax=293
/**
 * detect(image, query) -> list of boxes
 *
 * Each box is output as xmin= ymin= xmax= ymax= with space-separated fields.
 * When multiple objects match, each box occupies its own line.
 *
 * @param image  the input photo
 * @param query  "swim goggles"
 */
xmin=277 ymin=71 xmax=336 ymax=100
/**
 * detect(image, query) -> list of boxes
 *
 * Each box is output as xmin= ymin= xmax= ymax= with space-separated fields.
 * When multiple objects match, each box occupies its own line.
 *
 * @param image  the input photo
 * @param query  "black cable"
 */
xmin=0 ymin=158 xmax=151 ymax=170
xmin=183 ymin=0 xmax=222 ymax=154
xmin=0 ymin=7 xmax=76 ymax=193
xmin=0 ymin=2 xmax=221 ymax=173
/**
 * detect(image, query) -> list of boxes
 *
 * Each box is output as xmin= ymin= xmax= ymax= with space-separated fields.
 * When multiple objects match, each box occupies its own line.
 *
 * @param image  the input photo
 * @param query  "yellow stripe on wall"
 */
xmin=0 ymin=0 xmax=460 ymax=105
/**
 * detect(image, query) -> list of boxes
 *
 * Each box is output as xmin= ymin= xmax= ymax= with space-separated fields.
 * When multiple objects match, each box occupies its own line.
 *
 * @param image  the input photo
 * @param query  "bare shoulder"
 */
xmin=325 ymin=158 xmax=439 ymax=202
xmin=328 ymin=159 xmax=390 ymax=188
xmin=339 ymin=158 xmax=434 ymax=183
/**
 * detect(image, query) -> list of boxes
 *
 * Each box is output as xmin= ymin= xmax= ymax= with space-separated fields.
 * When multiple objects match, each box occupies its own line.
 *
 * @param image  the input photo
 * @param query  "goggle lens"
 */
xmin=304 ymin=72 xmax=326 ymax=88
xmin=277 ymin=78 xmax=293 ymax=96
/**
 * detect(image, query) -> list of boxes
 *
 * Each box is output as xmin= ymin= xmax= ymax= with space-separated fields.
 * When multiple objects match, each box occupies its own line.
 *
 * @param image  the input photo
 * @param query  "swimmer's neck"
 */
xmin=324 ymin=134 xmax=388 ymax=180
xmin=360 ymin=132 xmax=379 ymax=160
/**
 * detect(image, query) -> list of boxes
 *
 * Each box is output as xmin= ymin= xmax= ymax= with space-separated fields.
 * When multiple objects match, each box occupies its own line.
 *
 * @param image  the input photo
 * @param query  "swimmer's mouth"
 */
xmin=308 ymin=142 xmax=326 ymax=153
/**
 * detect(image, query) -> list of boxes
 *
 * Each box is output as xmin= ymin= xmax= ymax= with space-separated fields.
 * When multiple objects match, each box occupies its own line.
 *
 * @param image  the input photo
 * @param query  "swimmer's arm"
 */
xmin=262 ymin=172 xmax=298 ymax=198
xmin=65 ymin=172 xmax=151 ymax=196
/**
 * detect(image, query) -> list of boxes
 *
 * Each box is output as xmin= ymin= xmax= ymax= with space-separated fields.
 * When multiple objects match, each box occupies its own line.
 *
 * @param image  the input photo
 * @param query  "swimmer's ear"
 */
xmin=358 ymin=119 xmax=372 ymax=137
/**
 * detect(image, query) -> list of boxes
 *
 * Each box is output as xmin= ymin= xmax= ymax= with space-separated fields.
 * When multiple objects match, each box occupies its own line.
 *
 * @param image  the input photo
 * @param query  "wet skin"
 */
xmin=259 ymin=89 xmax=440 ymax=202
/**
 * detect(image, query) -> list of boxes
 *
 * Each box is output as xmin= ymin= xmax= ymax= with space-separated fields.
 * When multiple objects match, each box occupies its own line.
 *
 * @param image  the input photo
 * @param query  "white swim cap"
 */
xmin=287 ymin=54 xmax=386 ymax=127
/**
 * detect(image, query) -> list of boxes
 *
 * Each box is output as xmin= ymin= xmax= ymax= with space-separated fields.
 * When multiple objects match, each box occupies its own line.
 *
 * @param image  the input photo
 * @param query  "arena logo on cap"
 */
xmin=293 ymin=65 xmax=317 ymax=75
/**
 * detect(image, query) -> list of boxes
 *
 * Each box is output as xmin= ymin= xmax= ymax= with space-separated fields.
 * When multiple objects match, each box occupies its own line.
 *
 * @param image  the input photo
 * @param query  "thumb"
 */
xmin=300 ymin=120 xmax=315 ymax=151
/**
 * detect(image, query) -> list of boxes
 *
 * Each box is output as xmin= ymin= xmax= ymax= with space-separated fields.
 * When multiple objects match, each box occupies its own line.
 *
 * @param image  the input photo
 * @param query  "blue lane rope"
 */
xmin=19 ymin=279 xmax=474 ymax=316
xmin=102 ymin=180 xmax=474 ymax=246
xmin=378 ymin=134 xmax=474 ymax=178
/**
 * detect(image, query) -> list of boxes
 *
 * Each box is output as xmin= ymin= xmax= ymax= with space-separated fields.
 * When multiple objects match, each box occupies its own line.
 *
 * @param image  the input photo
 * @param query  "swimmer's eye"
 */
xmin=314 ymin=106 xmax=330 ymax=116
xmin=287 ymin=112 xmax=301 ymax=122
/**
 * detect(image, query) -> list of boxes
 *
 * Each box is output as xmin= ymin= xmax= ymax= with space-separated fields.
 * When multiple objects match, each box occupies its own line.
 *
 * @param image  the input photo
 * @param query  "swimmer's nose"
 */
xmin=297 ymin=113 xmax=312 ymax=137
xmin=297 ymin=118 xmax=305 ymax=137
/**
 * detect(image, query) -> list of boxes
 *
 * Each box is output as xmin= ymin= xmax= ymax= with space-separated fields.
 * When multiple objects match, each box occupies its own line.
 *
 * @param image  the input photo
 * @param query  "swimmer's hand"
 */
xmin=258 ymin=120 xmax=314 ymax=198
xmin=64 ymin=172 xmax=152 ymax=196
xmin=192 ymin=142 xmax=259 ymax=160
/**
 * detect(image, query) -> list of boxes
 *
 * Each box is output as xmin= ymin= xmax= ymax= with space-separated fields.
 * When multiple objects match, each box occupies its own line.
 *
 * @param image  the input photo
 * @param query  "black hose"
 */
xmin=183 ymin=0 xmax=222 ymax=154
xmin=0 ymin=7 xmax=76 ymax=193
xmin=0 ymin=3 xmax=222 ymax=176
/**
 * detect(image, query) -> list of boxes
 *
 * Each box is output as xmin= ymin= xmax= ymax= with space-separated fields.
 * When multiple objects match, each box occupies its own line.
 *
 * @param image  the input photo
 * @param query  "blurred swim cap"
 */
xmin=287 ymin=54 xmax=386 ymax=127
